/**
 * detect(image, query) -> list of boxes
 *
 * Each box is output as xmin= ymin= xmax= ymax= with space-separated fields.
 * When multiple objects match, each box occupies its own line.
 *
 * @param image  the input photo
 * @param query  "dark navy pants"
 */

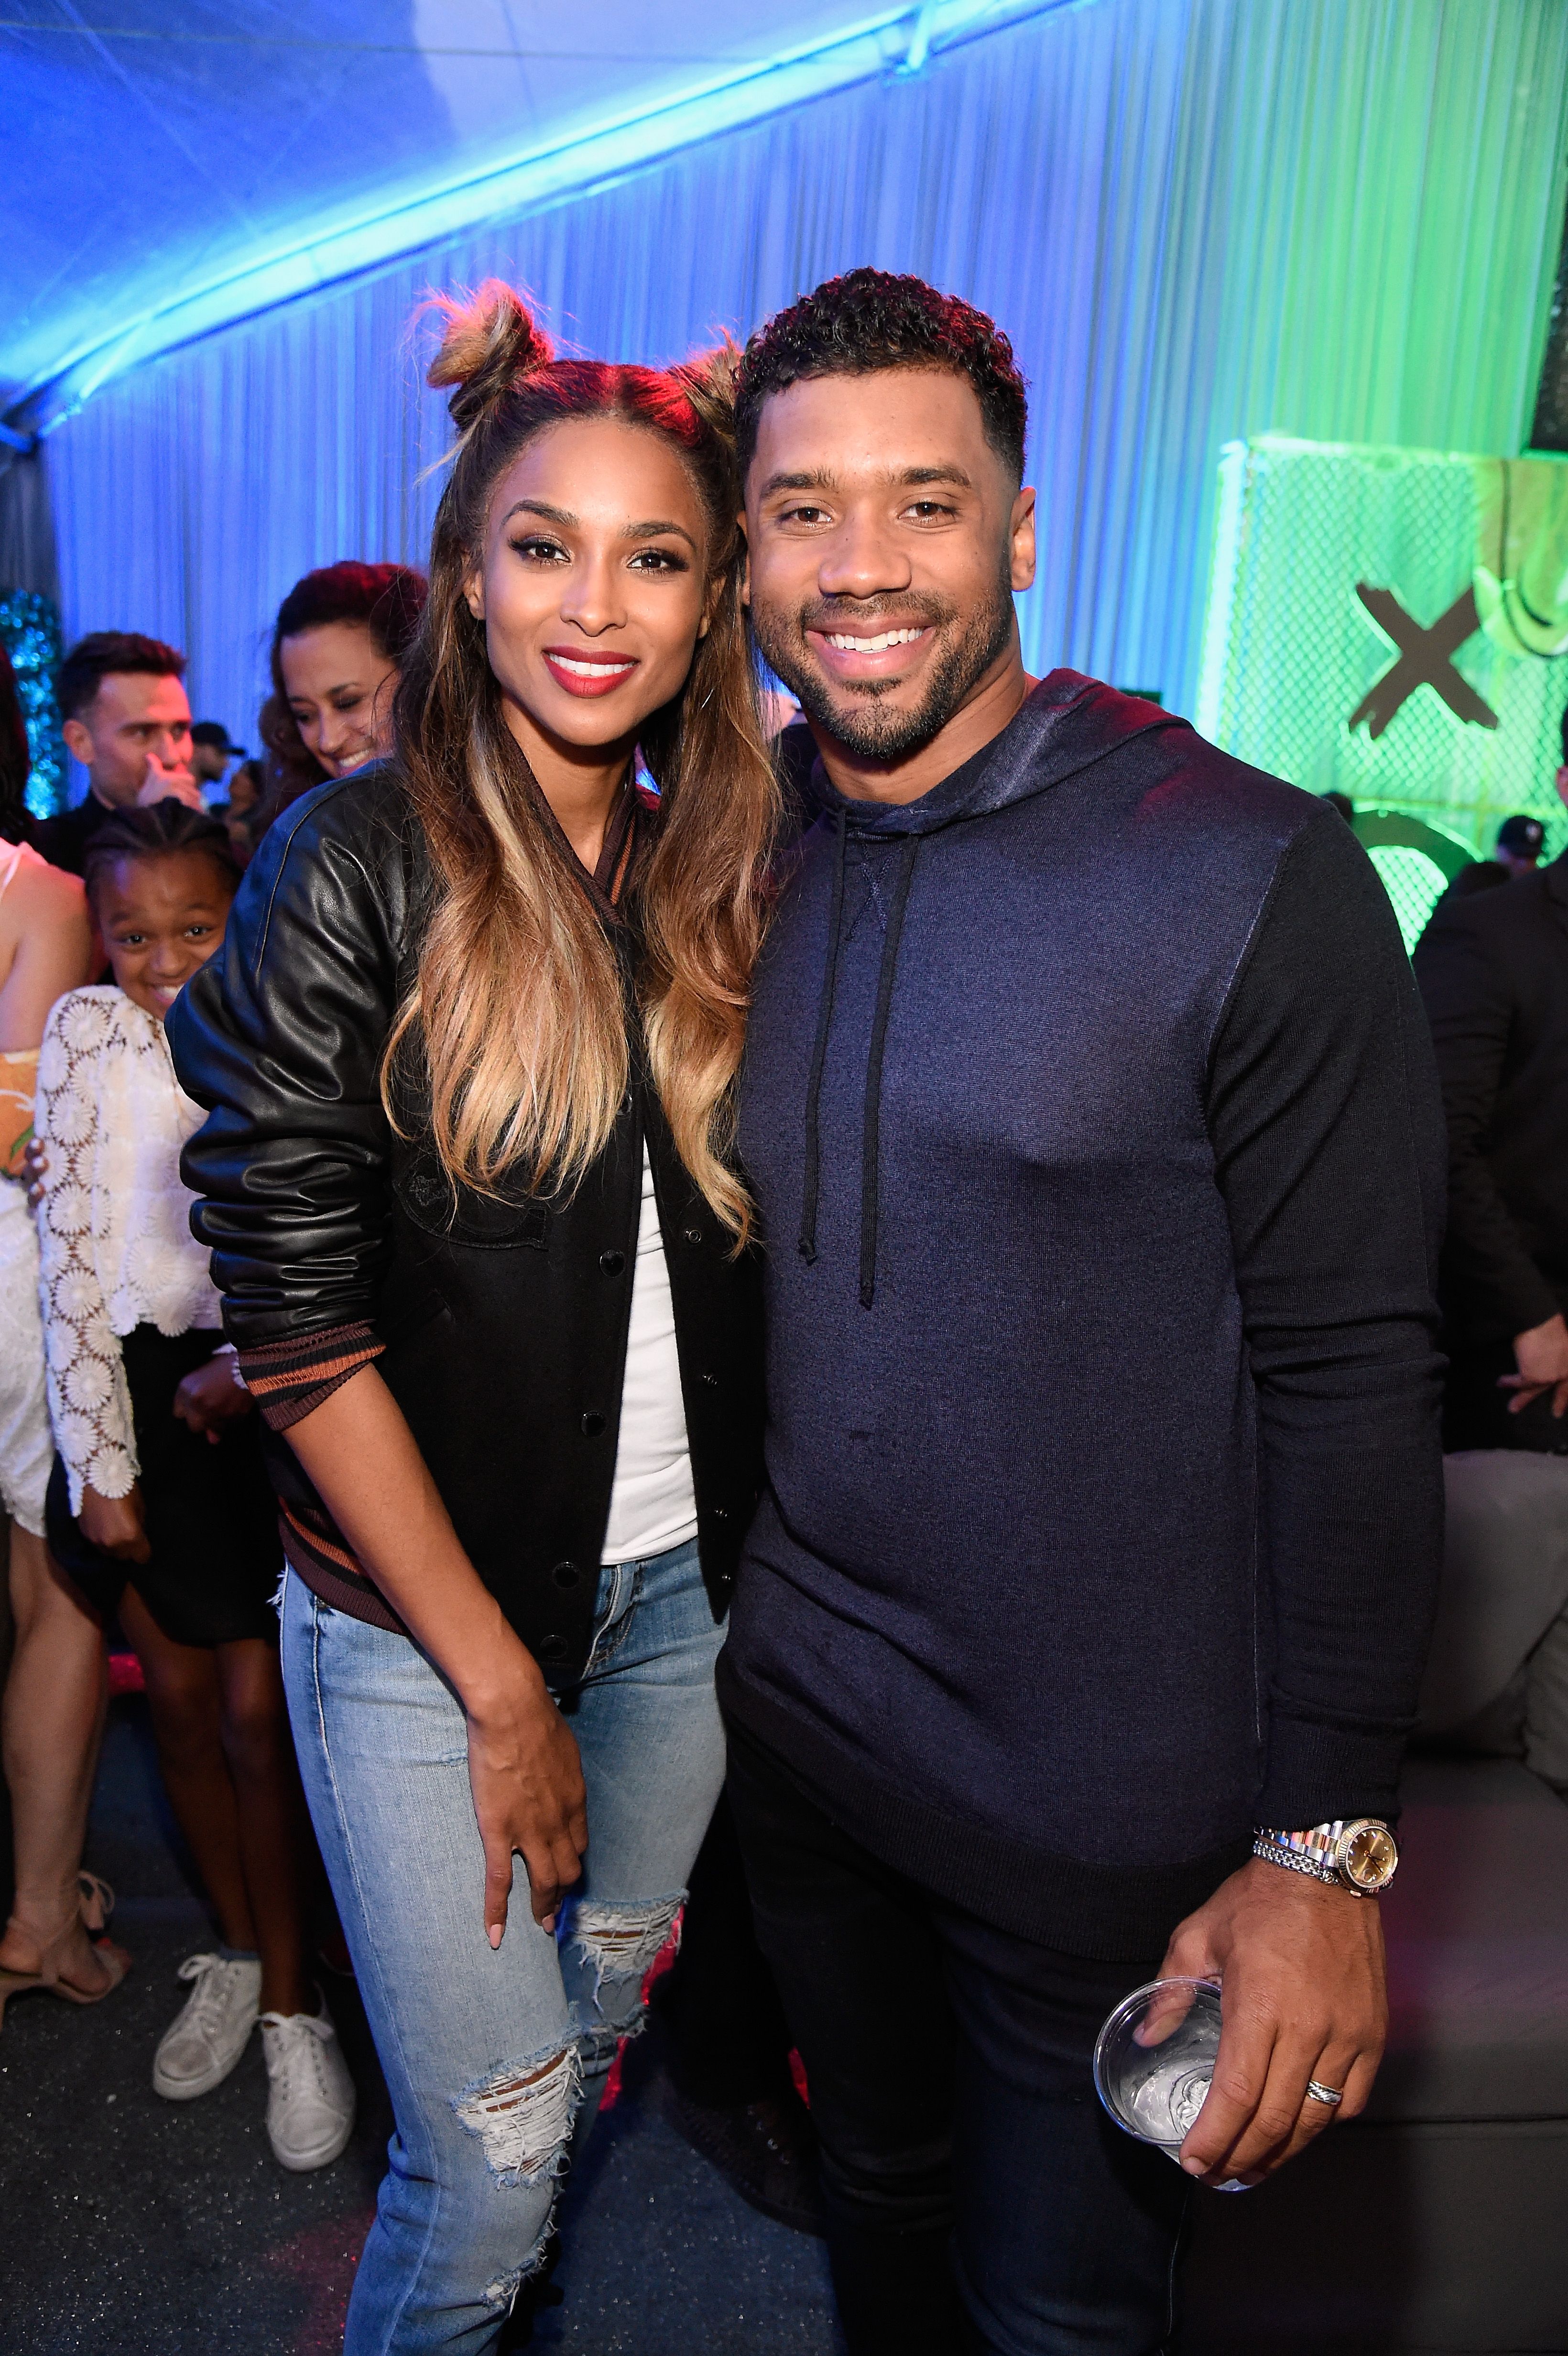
xmin=726 ymin=1720 xmax=1190 ymax=2356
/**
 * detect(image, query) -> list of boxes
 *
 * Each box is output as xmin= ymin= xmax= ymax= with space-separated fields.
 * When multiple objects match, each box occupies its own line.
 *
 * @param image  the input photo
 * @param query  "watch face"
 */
xmin=1339 ymin=1821 xmax=1397 ymax=1892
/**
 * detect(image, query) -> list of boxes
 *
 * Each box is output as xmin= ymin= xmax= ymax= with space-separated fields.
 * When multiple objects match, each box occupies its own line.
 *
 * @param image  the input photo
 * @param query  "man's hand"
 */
xmin=1158 ymin=1857 xmax=1386 ymax=2184
xmin=1499 ymin=1312 xmax=1568 ymax=1418
xmin=136 ymin=757 xmax=205 ymax=814
xmin=173 ymin=1355 xmax=252 ymax=1443
xmin=79 ymin=1480 xmax=152 ymax=1563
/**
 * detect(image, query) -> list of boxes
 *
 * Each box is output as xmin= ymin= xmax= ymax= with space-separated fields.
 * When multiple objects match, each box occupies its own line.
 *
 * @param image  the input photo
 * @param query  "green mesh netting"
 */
xmin=1197 ymin=436 xmax=1568 ymax=860
xmin=1365 ymin=845 xmax=1449 ymax=953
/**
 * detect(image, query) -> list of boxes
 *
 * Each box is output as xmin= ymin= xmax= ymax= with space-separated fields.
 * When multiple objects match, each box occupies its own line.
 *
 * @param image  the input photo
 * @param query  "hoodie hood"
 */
xmin=799 ymin=668 xmax=1182 ymax=840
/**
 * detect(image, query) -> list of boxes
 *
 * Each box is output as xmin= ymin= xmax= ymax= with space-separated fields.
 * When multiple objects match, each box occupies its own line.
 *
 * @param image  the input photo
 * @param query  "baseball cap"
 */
xmin=1496 ymin=815 xmax=1545 ymax=857
xmin=190 ymin=721 xmax=247 ymax=756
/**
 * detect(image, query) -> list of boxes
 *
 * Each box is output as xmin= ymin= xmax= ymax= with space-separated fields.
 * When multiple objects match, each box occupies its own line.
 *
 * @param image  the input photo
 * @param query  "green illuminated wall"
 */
xmin=1197 ymin=437 xmax=1568 ymax=903
xmin=42 ymin=0 xmax=1568 ymax=751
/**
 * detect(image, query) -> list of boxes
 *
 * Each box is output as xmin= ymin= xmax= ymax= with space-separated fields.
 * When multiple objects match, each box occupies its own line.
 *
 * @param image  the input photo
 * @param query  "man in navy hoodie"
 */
xmin=720 ymin=270 xmax=1446 ymax=2354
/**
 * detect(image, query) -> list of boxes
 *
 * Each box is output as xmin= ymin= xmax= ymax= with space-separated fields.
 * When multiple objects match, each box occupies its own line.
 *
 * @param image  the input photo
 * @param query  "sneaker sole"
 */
xmin=268 ymin=2111 xmax=355 ymax=2172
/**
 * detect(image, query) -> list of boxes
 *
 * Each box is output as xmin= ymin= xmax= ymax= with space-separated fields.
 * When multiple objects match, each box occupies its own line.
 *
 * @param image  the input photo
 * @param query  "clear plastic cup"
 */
xmin=1092 ymin=1976 xmax=1251 ymax=2192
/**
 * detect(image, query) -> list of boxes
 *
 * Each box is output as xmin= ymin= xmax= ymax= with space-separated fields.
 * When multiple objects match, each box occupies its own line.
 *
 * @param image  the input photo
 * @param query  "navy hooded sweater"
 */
xmin=718 ymin=673 xmax=1446 ymax=1960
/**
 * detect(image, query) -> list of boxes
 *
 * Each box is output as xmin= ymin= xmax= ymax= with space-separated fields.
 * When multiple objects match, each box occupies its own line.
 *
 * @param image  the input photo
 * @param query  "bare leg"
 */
xmin=0 ymin=1524 xmax=115 ymax=1992
xmin=118 ymin=1587 xmax=258 ymax=1955
xmin=215 ymin=1639 xmax=312 ymax=2018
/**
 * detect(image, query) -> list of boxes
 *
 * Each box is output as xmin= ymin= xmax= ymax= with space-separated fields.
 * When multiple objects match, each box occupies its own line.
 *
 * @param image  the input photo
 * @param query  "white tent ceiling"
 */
xmin=0 ymin=0 xmax=1051 ymax=427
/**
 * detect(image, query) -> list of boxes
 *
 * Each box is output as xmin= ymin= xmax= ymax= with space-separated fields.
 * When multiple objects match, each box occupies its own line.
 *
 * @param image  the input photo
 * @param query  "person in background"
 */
xmin=0 ymin=644 xmax=39 ymax=852
xmin=640 ymin=1787 xmax=823 ymax=2233
xmin=189 ymin=722 xmax=246 ymax=799
xmin=214 ymin=757 xmax=265 ymax=867
xmin=0 ymin=644 xmax=122 ymax=2026
xmin=1414 ymin=764 xmax=1568 ymax=1455
xmin=1411 ymin=734 xmax=1568 ymax=1799
xmin=33 ymin=633 xmax=204 ymax=877
xmin=254 ymin=561 xmax=426 ymax=832
xmin=1430 ymin=813 xmax=1546 ymax=916
xmin=721 ymin=270 xmax=1445 ymax=2355
xmin=34 ymin=800 xmax=354 ymax=2169
xmin=1321 ymin=789 xmax=1355 ymax=822
xmin=636 ymin=682 xmax=824 ymax=2238
xmin=1488 ymin=813 xmax=1545 ymax=879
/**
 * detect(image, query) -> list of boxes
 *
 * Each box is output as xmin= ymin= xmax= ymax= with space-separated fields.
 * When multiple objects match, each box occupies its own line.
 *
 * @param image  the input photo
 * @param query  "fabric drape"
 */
xmin=44 ymin=0 xmax=1568 ymax=762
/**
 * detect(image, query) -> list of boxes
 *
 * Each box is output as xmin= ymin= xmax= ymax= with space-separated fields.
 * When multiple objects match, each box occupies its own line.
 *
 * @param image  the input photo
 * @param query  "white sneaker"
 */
xmin=152 ymin=1952 xmax=261 ymax=2101
xmin=261 ymin=2000 xmax=356 ymax=2171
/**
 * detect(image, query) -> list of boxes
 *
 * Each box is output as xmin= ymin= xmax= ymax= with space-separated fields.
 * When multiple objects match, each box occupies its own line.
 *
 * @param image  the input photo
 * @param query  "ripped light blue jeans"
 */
xmin=280 ymin=1539 xmax=727 ymax=2355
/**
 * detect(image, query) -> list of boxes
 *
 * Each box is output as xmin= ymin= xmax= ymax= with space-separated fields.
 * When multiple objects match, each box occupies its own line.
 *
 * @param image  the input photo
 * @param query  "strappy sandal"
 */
xmin=0 ymin=1876 xmax=131 ymax=2027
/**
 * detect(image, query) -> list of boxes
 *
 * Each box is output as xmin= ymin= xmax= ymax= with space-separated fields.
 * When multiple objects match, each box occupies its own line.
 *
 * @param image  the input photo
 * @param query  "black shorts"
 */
xmin=46 ymin=1323 xmax=283 ymax=1648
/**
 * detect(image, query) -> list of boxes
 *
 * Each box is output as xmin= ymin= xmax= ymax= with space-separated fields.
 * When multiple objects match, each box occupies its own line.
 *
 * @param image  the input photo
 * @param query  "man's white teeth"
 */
xmin=825 ymin=628 xmax=925 ymax=653
xmin=552 ymin=654 xmax=634 ymax=677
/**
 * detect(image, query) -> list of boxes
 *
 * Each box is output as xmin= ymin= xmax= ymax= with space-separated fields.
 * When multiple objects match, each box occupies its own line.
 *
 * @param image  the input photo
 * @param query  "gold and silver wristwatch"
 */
xmin=1252 ymin=1819 xmax=1398 ymax=1897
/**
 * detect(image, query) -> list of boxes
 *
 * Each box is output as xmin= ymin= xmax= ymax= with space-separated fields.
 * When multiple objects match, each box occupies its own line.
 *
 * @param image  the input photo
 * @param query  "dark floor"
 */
xmin=0 ymin=1697 xmax=844 ymax=2356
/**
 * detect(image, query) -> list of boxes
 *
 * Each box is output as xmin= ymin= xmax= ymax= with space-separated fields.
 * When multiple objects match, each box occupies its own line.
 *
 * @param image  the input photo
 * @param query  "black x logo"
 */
xmin=1348 ymin=584 xmax=1498 ymax=738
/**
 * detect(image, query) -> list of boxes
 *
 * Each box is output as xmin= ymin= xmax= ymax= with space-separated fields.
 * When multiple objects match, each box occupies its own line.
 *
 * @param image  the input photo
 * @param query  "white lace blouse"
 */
xmin=36 ymin=987 xmax=221 ymax=1511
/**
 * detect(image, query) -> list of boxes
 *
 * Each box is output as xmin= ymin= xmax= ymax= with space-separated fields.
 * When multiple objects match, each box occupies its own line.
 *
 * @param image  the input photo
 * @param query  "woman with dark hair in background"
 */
xmin=256 ymin=561 xmax=426 ymax=829
xmin=170 ymin=284 xmax=776 ymax=2349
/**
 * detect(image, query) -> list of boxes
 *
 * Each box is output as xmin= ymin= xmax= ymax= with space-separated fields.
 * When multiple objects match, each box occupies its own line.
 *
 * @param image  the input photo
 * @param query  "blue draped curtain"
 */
xmin=44 ymin=0 xmax=1568 ymax=768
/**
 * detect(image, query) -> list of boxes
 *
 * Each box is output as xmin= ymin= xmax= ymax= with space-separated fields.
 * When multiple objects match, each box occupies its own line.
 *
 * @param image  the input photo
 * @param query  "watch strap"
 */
xmin=1253 ymin=1821 xmax=1379 ymax=1894
xmin=1253 ymin=1833 xmax=1331 ymax=1883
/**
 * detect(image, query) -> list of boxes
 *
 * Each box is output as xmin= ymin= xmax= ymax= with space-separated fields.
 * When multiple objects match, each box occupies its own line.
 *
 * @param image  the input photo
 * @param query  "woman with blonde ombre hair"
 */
xmin=169 ymin=282 xmax=778 ymax=2350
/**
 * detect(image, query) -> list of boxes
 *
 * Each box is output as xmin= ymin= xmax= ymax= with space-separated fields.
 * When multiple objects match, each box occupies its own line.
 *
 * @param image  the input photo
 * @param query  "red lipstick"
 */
xmin=542 ymin=646 xmax=640 ymax=699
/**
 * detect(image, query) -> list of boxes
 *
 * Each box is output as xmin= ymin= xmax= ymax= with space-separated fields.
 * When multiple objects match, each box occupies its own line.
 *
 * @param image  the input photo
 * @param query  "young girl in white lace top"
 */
xmin=35 ymin=800 xmax=354 ymax=2172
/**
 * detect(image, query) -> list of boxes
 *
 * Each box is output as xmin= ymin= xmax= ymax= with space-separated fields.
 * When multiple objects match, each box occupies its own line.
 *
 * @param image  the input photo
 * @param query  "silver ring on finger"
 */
xmin=1305 ymin=2079 xmax=1343 ymax=2109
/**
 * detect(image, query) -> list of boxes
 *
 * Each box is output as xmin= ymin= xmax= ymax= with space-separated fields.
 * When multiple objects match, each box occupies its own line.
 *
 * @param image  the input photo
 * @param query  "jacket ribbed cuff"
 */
xmin=1254 ymin=1702 xmax=1413 ymax=1831
xmin=236 ymin=1320 xmax=384 ymax=1432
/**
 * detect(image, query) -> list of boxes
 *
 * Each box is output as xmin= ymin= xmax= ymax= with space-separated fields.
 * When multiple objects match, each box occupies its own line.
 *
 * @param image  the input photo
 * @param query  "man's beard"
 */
xmin=751 ymin=563 xmax=1016 ymax=765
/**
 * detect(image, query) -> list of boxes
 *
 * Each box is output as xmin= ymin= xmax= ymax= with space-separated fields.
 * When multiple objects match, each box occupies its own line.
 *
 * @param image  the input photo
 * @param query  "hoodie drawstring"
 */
xmin=859 ymin=835 xmax=918 ymax=1309
xmin=798 ymin=809 xmax=849 ymax=1266
xmin=796 ymin=814 xmax=919 ymax=1310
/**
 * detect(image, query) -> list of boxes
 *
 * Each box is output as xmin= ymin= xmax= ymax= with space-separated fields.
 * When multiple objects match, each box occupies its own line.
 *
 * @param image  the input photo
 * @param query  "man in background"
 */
xmin=1415 ymin=759 xmax=1568 ymax=1454
xmin=1487 ymin=813 xmax=1546 ymax=881
xmin=1412 ymin=736 xmax=1568 ymax=1797
xmin=34 ymin=633 xmax=202 ymax=876
xmin=189 ymin=720 xmax=246 ymax=800
xmin=1428 ymin=814 xmax=1546 ymax=923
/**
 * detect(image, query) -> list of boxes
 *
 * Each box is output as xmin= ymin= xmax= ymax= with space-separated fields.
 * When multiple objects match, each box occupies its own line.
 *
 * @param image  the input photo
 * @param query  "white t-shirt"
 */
xmin=600 ymin=1145 xmax=698 ymax=1565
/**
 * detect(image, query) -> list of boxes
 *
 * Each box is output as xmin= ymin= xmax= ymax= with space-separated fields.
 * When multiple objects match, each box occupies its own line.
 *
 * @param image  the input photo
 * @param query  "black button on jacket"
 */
xmin=167 ymin=763 xmax=764 ymax=1678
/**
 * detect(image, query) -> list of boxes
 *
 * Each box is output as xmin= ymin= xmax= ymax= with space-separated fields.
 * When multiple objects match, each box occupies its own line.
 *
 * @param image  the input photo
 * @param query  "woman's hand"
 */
xmin=173 ymin=1355 xmax=253 ymax=1442
xmin=79 ymin=1480 xmax=152 ymax=1563
xmin=466 ymin=1650 xmax=588 ymax=1942
xmin=282 ymin=1365 xmax=594 ymax=1946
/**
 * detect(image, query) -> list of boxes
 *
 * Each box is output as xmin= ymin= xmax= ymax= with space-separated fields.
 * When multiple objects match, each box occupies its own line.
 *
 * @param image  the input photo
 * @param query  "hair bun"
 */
xmin=427 ymin=280 xmax=555 ymax=433
xmin=673 ymin=336 xmax=741 ymax=451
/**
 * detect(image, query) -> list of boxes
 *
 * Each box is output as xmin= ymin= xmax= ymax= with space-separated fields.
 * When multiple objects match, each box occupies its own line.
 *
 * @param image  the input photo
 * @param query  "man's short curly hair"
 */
xmin=735 ymin=268 xmax=1028 ymax=485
